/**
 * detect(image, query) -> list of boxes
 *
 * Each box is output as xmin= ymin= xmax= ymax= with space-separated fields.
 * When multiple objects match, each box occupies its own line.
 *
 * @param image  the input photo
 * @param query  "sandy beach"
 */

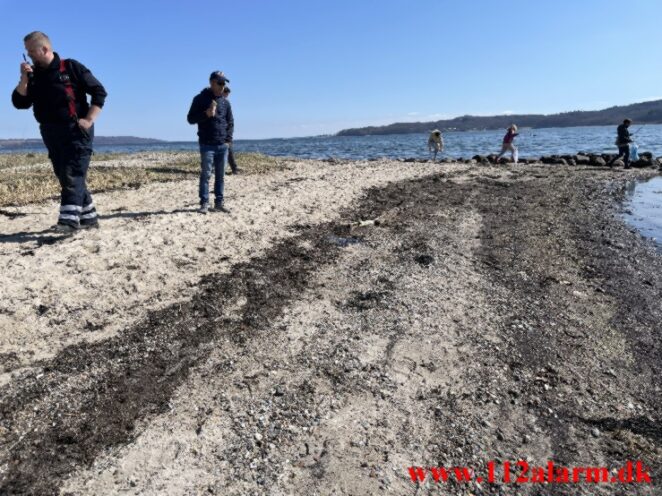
xmin=1 ymin=154 xmax=661 ymax=495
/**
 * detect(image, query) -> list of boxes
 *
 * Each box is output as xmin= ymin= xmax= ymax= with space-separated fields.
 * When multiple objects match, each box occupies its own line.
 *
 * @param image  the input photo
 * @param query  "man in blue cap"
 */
xmin=187 ymin=71 xmax=234 ymax=213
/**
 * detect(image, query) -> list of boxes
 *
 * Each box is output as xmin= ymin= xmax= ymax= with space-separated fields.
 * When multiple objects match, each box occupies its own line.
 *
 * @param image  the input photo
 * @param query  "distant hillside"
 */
xmin=0 ymin=136 xmax=167 ymax=149
xmin=95 ymin=136 xmax=167 ymax=145
xmin=337 ymin=100 xmax=662 ymax=136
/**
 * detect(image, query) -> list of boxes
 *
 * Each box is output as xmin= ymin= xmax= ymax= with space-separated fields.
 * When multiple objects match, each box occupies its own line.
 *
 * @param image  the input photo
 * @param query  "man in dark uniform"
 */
xmin=12 ymin=31 xmax=107 ymax=232
xmin=608 ymin=118 xmax=633 ymax=169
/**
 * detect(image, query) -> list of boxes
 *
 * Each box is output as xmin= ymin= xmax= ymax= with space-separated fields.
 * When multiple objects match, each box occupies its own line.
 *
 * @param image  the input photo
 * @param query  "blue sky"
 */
xmin=1 ymin=0 xmax=661 ymax=140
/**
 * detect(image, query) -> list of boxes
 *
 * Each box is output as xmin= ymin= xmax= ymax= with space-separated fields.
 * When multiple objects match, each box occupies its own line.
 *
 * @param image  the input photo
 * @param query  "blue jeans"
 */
xmin=199 ymin=143 xmax=229 ymax=205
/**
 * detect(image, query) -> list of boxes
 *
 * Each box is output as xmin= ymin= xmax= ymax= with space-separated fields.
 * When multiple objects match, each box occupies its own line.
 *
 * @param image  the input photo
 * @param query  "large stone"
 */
xmin=541 ymin=156 xmax=566 ymax=165
xmin=632 ymin=158 xmax=653 ymax=168
xmin=612 ymin=159 xmax=625 ymax=168
xmin=590 ymin=156 xmax=607 ymax=167
xmin=575 ymin=155 xmax=590 ymax=165
xmin=472 ymin=155 xmax=490 ymax=164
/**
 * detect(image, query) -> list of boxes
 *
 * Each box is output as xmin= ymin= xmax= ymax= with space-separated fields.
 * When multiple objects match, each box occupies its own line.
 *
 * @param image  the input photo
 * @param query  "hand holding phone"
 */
xmin=21 ymin=54 xmax=33 ymax=81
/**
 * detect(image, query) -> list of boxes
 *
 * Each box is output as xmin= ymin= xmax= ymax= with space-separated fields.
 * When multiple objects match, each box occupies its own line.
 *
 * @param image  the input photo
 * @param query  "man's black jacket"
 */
xmin=12 ymin=52 xmax=107 ymax=124
xmin=616 ymin=123 xmax=632 ymax=146
xmin=187 ymin=87 xmax=234 ymax=145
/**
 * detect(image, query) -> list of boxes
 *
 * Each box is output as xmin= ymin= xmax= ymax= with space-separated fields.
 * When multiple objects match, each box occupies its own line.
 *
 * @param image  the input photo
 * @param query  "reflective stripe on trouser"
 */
xmin=80 ymin=202 xmax=98 ymax=225
xmin=40 ymin=122 xmax=96 ymax=227
xmin=59 ymin=204 xmax=82 ymax=224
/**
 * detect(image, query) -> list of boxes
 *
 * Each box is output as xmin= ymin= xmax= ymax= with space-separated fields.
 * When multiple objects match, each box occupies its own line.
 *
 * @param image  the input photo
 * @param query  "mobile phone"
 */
xmin=22 ymin=54 xmax=33 ymax=80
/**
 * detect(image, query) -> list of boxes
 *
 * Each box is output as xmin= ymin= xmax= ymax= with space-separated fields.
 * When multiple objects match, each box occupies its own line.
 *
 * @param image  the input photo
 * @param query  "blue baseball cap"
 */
xmin=209 ymin=71 xmax=229 ymax=84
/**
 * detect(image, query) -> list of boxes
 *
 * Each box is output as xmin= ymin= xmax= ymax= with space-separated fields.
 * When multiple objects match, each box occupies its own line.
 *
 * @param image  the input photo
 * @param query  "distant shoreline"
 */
xmin=0 ymin=136 xmax=167 ymax=148
xmin=337 ymin=99 xmax=662 ymax=136
xmin=0 ymin=122 xmax=648 ymax=150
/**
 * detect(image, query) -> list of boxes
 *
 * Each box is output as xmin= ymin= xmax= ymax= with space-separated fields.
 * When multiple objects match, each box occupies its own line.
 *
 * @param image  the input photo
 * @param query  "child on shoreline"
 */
xmin=495 ymin=124 xmax=519 ymax=164
xmin=428 ymin=129 xmax=443 ymax=161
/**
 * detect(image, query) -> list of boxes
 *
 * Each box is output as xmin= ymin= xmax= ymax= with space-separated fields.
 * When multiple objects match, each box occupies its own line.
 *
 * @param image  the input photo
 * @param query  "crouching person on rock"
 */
xmin=12 ymin=31 xmax=107 ymax=233
xmin=187 ymin=71 xmax=234 ymax=214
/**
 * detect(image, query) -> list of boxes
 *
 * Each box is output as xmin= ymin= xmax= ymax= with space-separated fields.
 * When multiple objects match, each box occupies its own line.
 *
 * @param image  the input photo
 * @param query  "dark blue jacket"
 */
xmin=187 ymin=87 xmax=234 ymax=145
xmin=11 ymin=52 xmax=107 ymax=124
xmin=616 ymin=123 xmax=632 ymax=146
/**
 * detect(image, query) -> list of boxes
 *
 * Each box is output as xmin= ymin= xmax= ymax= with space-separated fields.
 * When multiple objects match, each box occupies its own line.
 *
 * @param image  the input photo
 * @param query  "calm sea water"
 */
xmin=1 ymin=124 xmax=661 ymax=159
xmin=624 ymin=177 xmax=662 ymax=251
xmin=226 ymin=124 xmax=662 ymax=160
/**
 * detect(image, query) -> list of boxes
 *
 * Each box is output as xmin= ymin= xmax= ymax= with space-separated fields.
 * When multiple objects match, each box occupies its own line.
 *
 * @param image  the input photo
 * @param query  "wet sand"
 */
xmin=0 ymin=156 xmax=660 ymax=495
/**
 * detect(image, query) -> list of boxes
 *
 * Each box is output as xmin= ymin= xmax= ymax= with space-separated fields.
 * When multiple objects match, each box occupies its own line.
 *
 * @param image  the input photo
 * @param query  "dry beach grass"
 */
xmin=0 ymin=152 xmax=661 ymax=495
xmin=0 ymin=152 xmax=286 ymax=208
